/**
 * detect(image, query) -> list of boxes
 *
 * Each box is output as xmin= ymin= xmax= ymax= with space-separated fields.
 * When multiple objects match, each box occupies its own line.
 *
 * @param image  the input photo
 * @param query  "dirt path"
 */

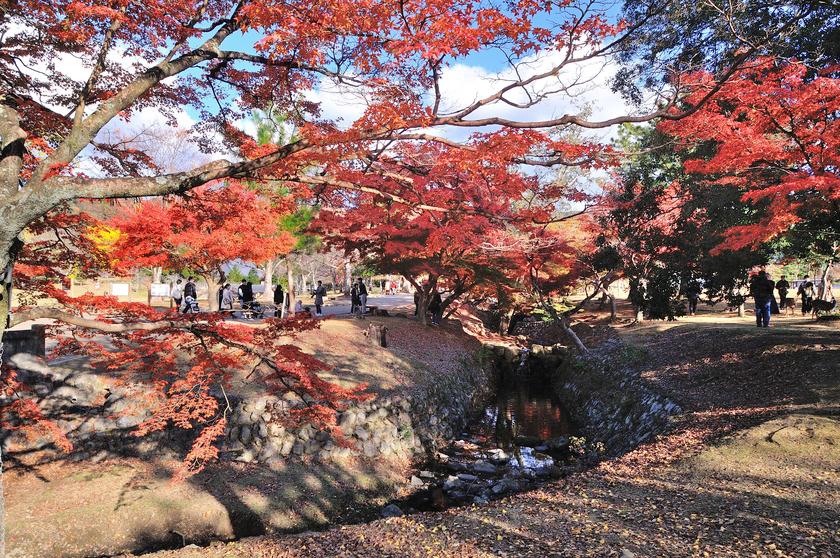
xmin=140 ymin=317 xmax=840 ymax=558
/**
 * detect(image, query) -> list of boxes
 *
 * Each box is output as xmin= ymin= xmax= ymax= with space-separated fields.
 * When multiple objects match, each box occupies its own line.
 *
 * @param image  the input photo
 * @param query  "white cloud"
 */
xmin=298 ymin=49 xmax=635 ymax=146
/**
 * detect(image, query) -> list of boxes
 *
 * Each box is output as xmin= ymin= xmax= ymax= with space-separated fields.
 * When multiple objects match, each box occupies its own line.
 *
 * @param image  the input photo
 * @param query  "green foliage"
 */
xmin=251 ymin=104 xmax=296 ymax=146
xmin=278 ymin=206 xmax=322 ymax=253
xmin=604 ymin=122 xmax=769 ymax=318
xmin=226 ymin=267 xmax=245 ymax=283
xmin=615 ymin=1 xmax=839 ymax=104
xmin=246 ymin=268 xmax=261 ymax=284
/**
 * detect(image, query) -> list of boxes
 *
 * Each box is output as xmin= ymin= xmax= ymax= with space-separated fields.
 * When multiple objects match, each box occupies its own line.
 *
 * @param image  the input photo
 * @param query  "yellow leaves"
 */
xmin=88 ymin=225 xmax=121 ymax=253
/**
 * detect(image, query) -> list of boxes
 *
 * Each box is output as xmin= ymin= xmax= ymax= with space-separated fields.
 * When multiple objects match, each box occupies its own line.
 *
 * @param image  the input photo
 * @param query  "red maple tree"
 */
xmin=0 ymin=0 xmax=768 ymax=482
xmin=107 ymin=182 xmax=296 ymax=309
xmin=659 ymin=58 xmax=840 ymax=254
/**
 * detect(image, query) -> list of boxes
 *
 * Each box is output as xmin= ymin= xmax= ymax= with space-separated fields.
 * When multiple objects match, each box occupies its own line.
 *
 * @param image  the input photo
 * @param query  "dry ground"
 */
xmin=138 ymin=307 xmax=840 ymax=558
xmin=3 ymin=316 xmax=480 ymax=558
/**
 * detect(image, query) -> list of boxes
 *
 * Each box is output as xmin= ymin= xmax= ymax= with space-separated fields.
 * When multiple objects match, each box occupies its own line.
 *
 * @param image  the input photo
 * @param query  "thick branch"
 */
xmin=10 ymin=307 xmax=180 ymax=332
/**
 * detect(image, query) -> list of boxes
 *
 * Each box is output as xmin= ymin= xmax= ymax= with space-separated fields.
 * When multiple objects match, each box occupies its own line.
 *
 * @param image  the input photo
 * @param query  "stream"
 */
xmin=385 ymin=359 xmax=579 ymax=516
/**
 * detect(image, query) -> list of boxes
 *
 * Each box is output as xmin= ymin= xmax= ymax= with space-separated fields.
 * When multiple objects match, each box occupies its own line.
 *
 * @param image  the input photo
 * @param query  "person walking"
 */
xmin=350 ymin=281 xmax=360 ymax=314
xmin=749 ymin=271 xmax=774 ymax=327
xmin=766 ymin=273 xmax=780 ymax=315
xmin=217 ymin=283 xmax=224 ymax=310
xmin=221 ymin=283 xmax=234 ymax=310
xmin=171 ymin=278 xmax=184 ymax=310
xmin=798 ymin=278 xmax=815 ymax=315
xmin=313 ymin=280 xmax=327 ymax=316
xmin=182 ymin=277 xmax=197 ymax=314
xmin=241 ymin=280 xmax=254 ymax=308
xmin=776 ymin=275 xmax=790 ymax=310
xmin=273 ymin=284 xmax=284 ymax=317
xmin=686 ymin=279 xmax=702 ymax=316
xmin=237 ymin=279 xmax=246 ymax=306
xmin=356 ymin=277 xmax=368 ymax=315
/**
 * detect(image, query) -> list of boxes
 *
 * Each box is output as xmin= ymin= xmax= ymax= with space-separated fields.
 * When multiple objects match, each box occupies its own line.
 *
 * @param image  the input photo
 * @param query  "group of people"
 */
xmin=349 ymin=277 xmax=368 ymax=316
xmin=170 ymin=277 xmax=198 ymax=313
xmin=171 ymin=277 xmax=264 ymax=315
xmin=750 ymin=271 xmax=826 ymax=327
xmin=168 ymin=275 xmax=454 ymax=322
xmin=217 ymin=280 xmax=256 ymax=311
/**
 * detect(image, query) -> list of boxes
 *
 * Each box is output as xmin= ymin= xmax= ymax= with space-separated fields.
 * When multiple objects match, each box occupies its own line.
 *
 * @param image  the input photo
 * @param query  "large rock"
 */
xmin=470 ymin=461 xmax=497 ymax=474
xmin=381 ymin=504 xmax=404 ymax=518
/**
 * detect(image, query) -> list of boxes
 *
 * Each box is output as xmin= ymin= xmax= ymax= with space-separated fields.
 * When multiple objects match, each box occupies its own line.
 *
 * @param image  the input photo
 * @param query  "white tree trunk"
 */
xmin=634 ymin=306 xmax=645 ymax=323
xmin=344 ymin=260 xmax=352 ymax=293
xmin=818 ymin=262 xmax=832 ymax=300
xmin=263 ymin=258 xmax=275 ymax=300
xmin=203 ymin=275 xmax=219 ymax=311
xmin=286 ymin=258 xmax=296 ymax=316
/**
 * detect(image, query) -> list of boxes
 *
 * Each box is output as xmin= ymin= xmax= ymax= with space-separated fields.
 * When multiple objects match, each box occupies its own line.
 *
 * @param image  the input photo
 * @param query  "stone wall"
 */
xmin=4 ymin=348 xmax=491 ymax=468
xmin=224 ymin=395 xmax=422 ymax=466
xmin=223 ymin=355 xmax=492 ymax=466
xmin=2 ymin=325 xmax=46 ymax=358
xmin=547 ymin=337 xmax=680 ymax=456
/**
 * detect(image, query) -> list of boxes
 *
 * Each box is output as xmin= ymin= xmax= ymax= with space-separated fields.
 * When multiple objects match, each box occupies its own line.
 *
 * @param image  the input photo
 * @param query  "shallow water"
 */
xmin=477 ymin=369 xmax=575 ymax=444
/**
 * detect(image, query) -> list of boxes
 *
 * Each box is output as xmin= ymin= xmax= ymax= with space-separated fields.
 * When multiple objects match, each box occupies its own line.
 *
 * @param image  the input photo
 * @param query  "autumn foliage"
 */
xmin=660 ymin=58 xmax=840 ymax=253
xmin=3 ymin=0 xmax=835 ymax=483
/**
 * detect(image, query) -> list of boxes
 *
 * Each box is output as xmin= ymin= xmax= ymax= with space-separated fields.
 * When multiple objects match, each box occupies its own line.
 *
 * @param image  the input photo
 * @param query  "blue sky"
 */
xmin=182 ymin=1 xmax=629 ymax=126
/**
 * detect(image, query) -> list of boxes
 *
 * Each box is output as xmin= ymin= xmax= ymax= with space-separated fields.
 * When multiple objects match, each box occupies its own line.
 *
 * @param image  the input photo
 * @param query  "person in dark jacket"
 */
xmin=356 ymin=277 xmax=368 ymax=315
xmin=240 ymin=280 xmax=254 ymax=307
xmin=749 ymin=271 xmax=774 ymax=327
xmin=273 ymin=284 xmax=284 ymax=317
xmin=350 ymin=281 xmax=360 ymax=314
xmin=182 ymin=277 xmax=197 ymax=314
xmin=776 ymin=276 xmax=790 ymax=309
xmin=313 ymin=280 xmax=327 ymax=316
xmin=686 ymin=279 xmax=702 ymax=316
xmin=183 ymin=277 xmax=197 ymax=299
xmin=237 ymin=280 xmax=246 ymax=305
xmin=798 ymin=278 xmax=815 ymax=315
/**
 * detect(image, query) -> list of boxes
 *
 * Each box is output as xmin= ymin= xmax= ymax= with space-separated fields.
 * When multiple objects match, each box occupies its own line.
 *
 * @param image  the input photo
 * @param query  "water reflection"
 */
xmin=480 ymin=370 xmax=574 ymax=447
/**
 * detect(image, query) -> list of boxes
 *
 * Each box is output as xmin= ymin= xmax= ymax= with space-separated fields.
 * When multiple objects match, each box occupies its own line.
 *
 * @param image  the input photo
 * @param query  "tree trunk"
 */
xmin=499 ymin=308 xmax=514 ymax=335
xmin=152 ymin=266 xmax=163 ymax=283
xmin=818 ymin=261 xmax=832 ymax=300
xmin=737 ymin=303 xmax=745 ymax=317
xmin=633 ymin=306 xmax=645 ymax=323
xmin=555 ymin=313 xmax=588 ymax=354
xmin=599 ymin=286 xmax=616 ymax=322
xmin=203 ymin=275 xmax=219 ymax=311
xmin=286 ymin=258 xmax=296 ymax=316
xmin=344 ymin=260 xmax=352 ymax=293
xmin=416 ymin=291 xmax=429 ymax=325
xmin=263 ymin=258 xmax=275 ymax=300
xmin=1 ymin=258 xmax=16 ymax=558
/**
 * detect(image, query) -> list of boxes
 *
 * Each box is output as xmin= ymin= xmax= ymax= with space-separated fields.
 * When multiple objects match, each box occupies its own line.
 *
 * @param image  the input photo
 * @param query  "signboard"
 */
xmin=150 ymin=283 xmax=170 ymax=297
xmin=111 ymin=283 xmax=130 ymax=297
